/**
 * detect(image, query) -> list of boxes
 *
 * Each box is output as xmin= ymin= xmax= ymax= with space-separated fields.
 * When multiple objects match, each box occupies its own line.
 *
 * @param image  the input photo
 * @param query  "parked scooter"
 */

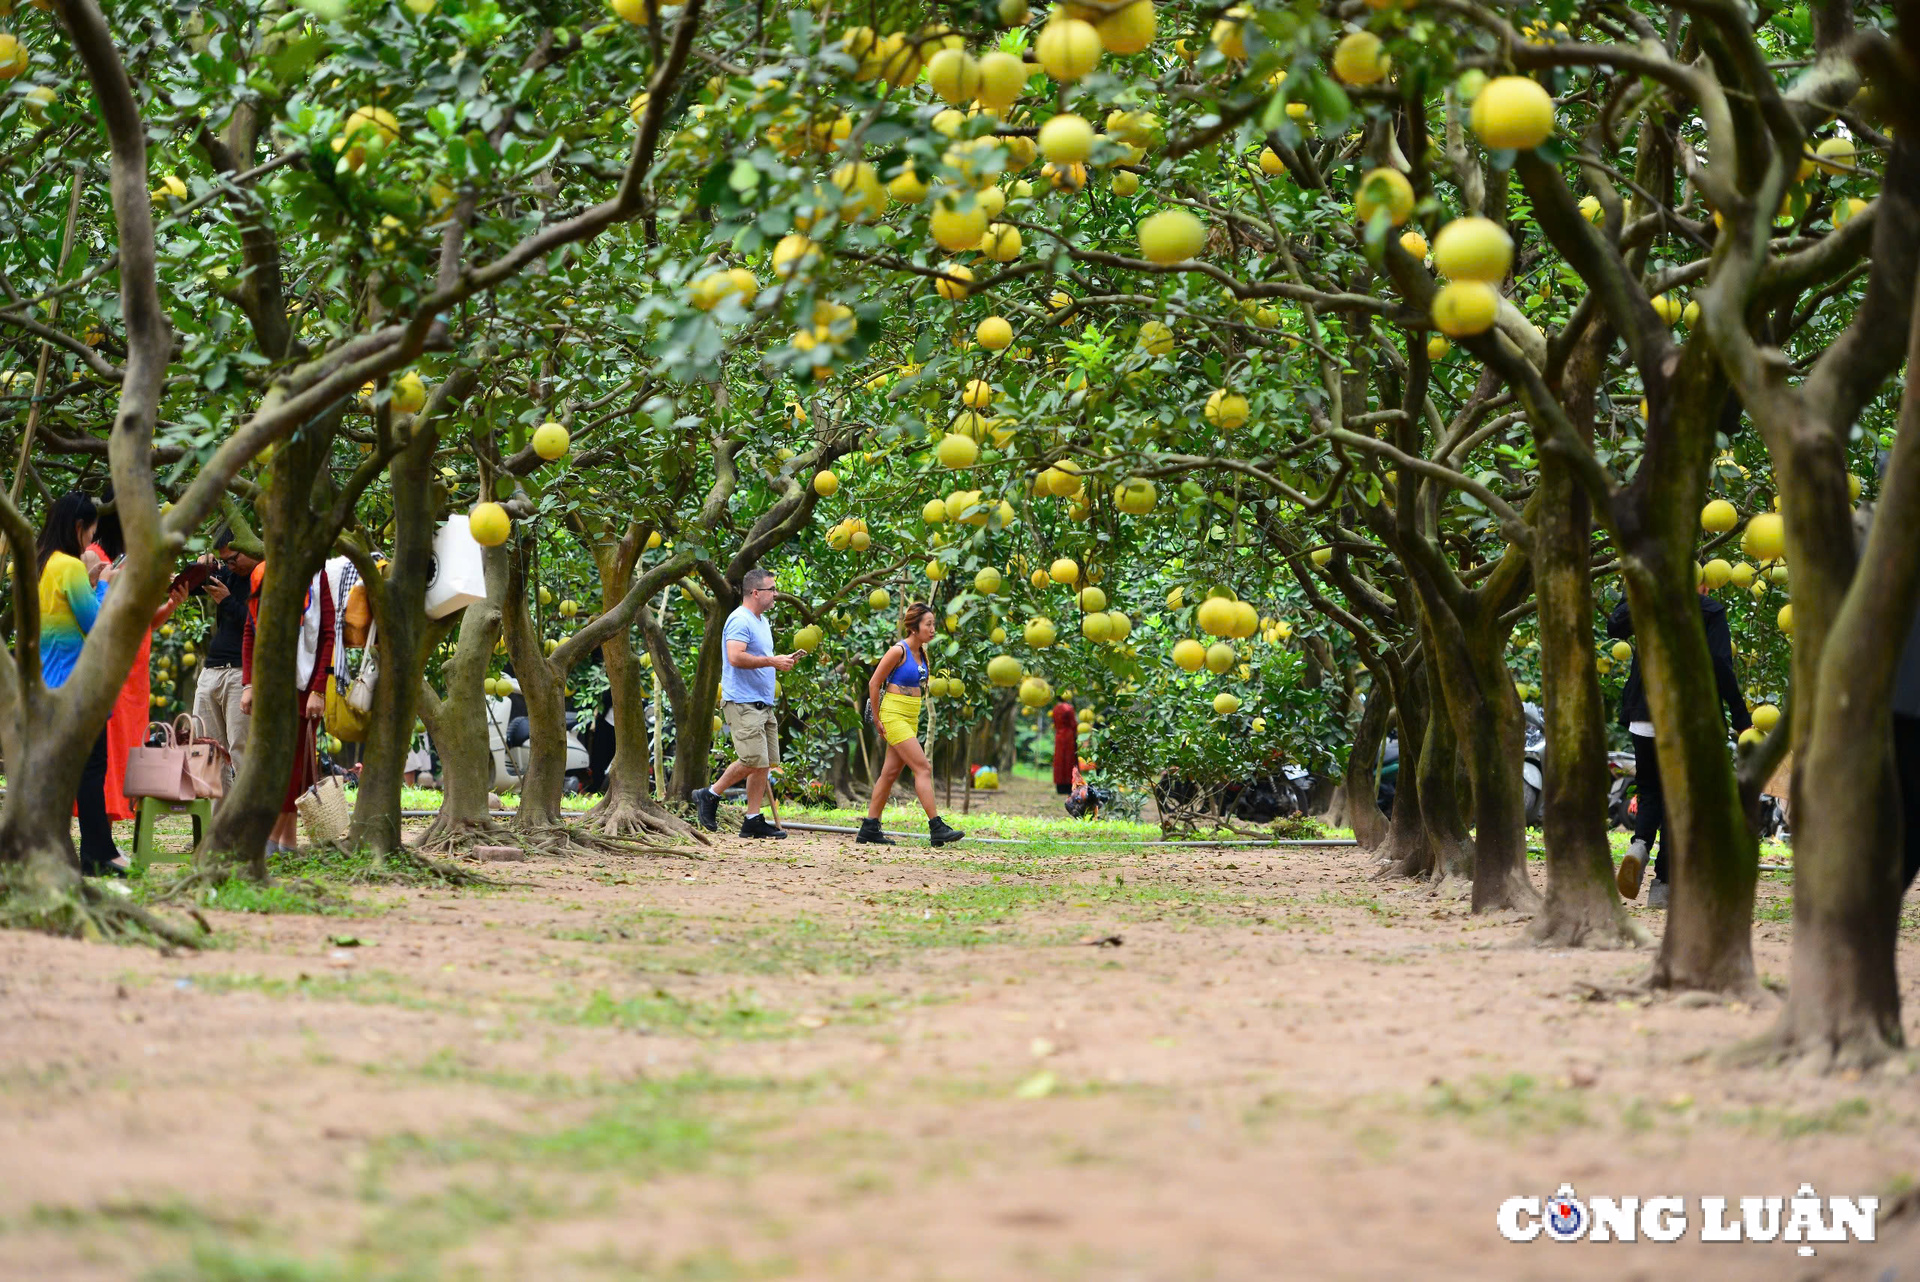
xmin=1521 ymin=701 xmax=1547 ymax=827
xmin=483 ymin=678 xmax=590 ymax=794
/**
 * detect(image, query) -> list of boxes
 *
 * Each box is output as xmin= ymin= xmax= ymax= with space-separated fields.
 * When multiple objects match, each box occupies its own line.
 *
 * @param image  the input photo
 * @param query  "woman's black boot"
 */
xmin=928 ymin=815 xmax=964 ymax=847
xmin=856 ymin=817 xmax=896 ymax=845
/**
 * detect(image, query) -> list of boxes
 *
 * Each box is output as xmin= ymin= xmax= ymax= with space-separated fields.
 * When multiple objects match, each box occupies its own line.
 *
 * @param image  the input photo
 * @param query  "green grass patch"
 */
xmin=1423 ymin=1073 xmax=1592 ymax=1135
xmin=548 ymin=986 xmax=790 ymax=1039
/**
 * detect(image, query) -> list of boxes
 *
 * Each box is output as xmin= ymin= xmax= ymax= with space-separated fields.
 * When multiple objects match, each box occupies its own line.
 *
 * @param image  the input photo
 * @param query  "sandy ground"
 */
xmin=2 ymin=779 xmax=1917 ymax=1281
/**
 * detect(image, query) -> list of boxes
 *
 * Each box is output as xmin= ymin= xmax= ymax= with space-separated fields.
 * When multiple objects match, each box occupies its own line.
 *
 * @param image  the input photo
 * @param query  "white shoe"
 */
xmin=1648 ymin=880 xmax=1670 ymax=909
xmin=1617 ymin=840 xmax=1649 ymax=899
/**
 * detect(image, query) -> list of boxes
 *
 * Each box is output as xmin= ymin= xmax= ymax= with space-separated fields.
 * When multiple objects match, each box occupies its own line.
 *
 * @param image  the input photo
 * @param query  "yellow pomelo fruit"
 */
xmin=975 ymin=50 xmax=1028 ymax=112
xmin=1034 ymin=17 xmax=1101 ymax=82
xmin=1611 ymin=640 xmax=1632 ymax=663
xmin=980 ymin=222 xmax=1023 ymax=261
xmin=930 ymin=200 xmax=988 ymax=251
xmin=1030 ymin=568 xmax=1051 ymax=591
xmin=532 ymin=421 xmax=570 ymax=460
xmin=869 ymin=589 xmax=891 ymax=610
xmin=1038 ymin=112 xmax=1094 ymax=164
xmin=1082 ymin=613 xmax=1113 ymax=642
xmin=469 ymin=502 xmax=511 ymax=547
xmin=1025 ymin=616 xmax=1058 ymax=647
xmin=1777 ymin=603 xmax=1794 ymax=633
xmin=1470 ymin=75 xmax=1555 ymax=150
xmin=1049 ymin=557 xmax=1080 ymax=585
xmin=1752 ymin=703 xmax=1781 ymax=732
xmin=1729 ymin=561 xmax=1756 ymax=589
xmin=925 ymin=47 xmax=981 ymax=104
xmin=1257 ymin=147 xmax=1286 ymax=177
xmin=1579 ymin=194 xmax=1603 ymax=222
xmin=771 ymin=233 xmax=819 ymax=278
xmin=1137 ymin=320 xmax=1174 ymax=355
xmin=1204 ymin=388 xmax=1249 ymax=429
xmin=976 ymin=316 xmax=1014 ymax=351
xmin=1431 ymin=216 xmax=1513 ymax=281
xmin=1228 ymin=600 xmax=1258 ymax=638
xmin=988 ymin=654 xmax=1024 ymax=686
xmin=1211 ymin=6 xmax=1250 ymax=59
xmin=975 ymin=566 xmax=1003 ymax=594
xmin=1138 ymin=208 xmax=1206 ymax=263
xmin=1195 ymin=596 xmax=1234 ymax=637
xmin=1814 ymin=136 xmax=1855 ymax=173
xmin=1432 ymin=281 xmax=1499 ymax=337
xmin=922 ymin=498 xmax=949 ymax=523
xmin=830 ymin=161 xmax=887 ymax=222
xmin=1354 ymin=167 xmax=1414 ymax=226
xmin=1426 ymin=335 xmax=1451 ymax=361
xmin=1331 ymin=31 xmax=1388 ymax=86
xmin=1112 ymin=170 xmax=1140 ymax=196
xmin=1204 ymin=643 xmax=1237 ymax=675
xmin=1743 ymin=511 xmax=1785 ymax=561
xmin=926 ymin=559 xmax=947 ymax=581
xmin=1650 ymin=293 xmax=1683 ymax=325
xmin=1114 ymin=478 xmax=1157 ymax=514
xmin=1078 ymin=586 xmax=1108 ymax=612
xmin=1213 ymin=692 xmax=1241 ymax=716
xmin=934 ymin=261 xmax=974 ymax=301
xmin=0 ymin=33 xmax=29 ymax=80
xmin=936 ymin=432 xmax=980 ymax=469
xmin=1172 ymin=639 xmax=1206 ymax=671
xmin=610 ymin=0 xmax=653 ymax=23
xmin=794 ymin=624 xmax=824 ymax=652
xmin=1019 ymin=676 xmax=1054 ymax=707
xmin=961 ymin=379 xmax=995 ymax=410
xmin=887 ymin=162 xmax=929 ymax=203
xmin=1098 ymin=0 xmax=1156 ymax=55
xmin=1107 ymin=611 xmax=1132 ymax=640
xmin=811 ymin=470 xmax=838 ymax=497
xmin=392 ymin=371 xmax=428 ymax=414
xmin=1703 ymin=558 xmax=1733 ymax=589
xmin=1398 ymin=230 xmax=1429 ymax=259
xmin=1700 ymin=499 xmax=1738 ymax=532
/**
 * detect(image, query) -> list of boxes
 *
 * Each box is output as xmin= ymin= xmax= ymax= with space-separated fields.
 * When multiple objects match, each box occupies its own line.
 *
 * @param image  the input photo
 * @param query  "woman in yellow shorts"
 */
xmin=859 ymin=601 xmax=964 ymax=847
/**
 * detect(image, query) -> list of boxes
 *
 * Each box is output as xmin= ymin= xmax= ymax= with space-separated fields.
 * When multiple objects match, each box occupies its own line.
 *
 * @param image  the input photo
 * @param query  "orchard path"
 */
xmin=2 ymin=794 xmax=1917 ymax=1280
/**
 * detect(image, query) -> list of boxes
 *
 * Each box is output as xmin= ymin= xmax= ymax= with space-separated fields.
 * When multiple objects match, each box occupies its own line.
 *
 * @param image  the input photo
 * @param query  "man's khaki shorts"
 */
xmin=722 ymin=701 xmax=780 ymax=769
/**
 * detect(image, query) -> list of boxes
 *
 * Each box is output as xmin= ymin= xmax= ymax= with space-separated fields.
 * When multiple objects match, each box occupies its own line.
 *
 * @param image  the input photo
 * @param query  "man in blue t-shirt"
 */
xmin=693 ymin=567 xmax=802 ymax=838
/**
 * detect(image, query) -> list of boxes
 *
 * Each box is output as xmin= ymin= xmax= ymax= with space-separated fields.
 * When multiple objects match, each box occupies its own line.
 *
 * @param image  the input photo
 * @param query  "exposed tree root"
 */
xmin=1 ymin=874 xmax=206 ymax=950
xmin=582 ymin=792 xmax=710 ymax=846
xmin=1526 ymin=903 xmax=1649 ymax=949
xmin=410 ymin=810 xmax=509 ymax=855
xmin=512 ymin=821 xmax=701 ymax=861
xmin=352 ymin=846 xmax=500 ymax=887
xmin=1718 ymin=1021 xmax=1904 ymax=1075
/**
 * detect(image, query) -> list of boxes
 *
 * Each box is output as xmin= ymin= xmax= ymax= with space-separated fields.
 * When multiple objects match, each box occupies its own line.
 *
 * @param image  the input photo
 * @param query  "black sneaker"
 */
xmin=928 ymin=816 xmax=964 ymax=847
xmin=740 ymin=813 xmax=788 ymax=839
xmin=856 ymin=818 xmax=896 ymax=845
xmin=693 ymin=786 xmax=720 ymax=832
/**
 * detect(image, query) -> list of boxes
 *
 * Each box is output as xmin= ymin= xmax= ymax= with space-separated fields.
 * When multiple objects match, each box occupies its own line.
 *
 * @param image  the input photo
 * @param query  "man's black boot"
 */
xmin=693 ymin=786 xmax=720 ymax=832
xmin=740 ymin=813 xmax=788 ymax=839
xmin=856 ymin=817 xmax=896 ymax=845
xmin=928 ymin=815 xmax=964 ymax=847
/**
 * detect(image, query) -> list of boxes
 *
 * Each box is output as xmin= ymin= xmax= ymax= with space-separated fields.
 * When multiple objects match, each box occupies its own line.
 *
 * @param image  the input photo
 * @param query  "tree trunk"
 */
xmin=1340 ymin=684 xmax=1392 ymax=850
xmin=414 ymin=546 xmax=505 ymax=850
xmin=669 ymin=592 xmax=733 ymax=800
xmin=202 ymin=435 xmax=332 ymax=874
xmin=1628 ymin=564 xmax=1760 ymax=994
xmin=1414 ymin=660 xmax=1475 ymax=883
xmin=1736 ymin=416 xmax=1915 ymax=1066
xmin=1532 ymin=451 xmax=1641 ymax=946
xmin=504 ymin=535 xmax=568 ymax=832
xmin=347 ymin=423 xmax=436 ymax=853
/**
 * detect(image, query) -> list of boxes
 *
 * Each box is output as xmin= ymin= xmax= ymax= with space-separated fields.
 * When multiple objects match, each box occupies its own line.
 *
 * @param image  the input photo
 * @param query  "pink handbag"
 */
xmin=179 ymin=714 xmax=229 ymax=800
xmin=125 ymin=719 xmax=196 ymax=802
xmin=124 ymin=715 xmax=228 ymax=802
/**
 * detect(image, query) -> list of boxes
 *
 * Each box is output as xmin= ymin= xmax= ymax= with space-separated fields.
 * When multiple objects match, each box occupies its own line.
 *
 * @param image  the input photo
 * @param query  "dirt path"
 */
xmin=1 ymin=829 xmax=1915 ymax=1280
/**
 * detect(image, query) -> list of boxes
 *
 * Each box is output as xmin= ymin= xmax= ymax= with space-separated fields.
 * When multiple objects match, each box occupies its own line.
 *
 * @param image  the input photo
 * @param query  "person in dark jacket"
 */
xmin=1606 ymin=584 xmax=1752 ymax=907
xmin=1894 ymin=601 xmax=1920 ymax=893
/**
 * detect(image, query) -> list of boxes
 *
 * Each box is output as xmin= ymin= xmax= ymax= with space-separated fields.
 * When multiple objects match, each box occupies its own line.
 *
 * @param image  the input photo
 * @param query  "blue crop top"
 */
xmin=891 ymin=641 xmax=928 ymax=689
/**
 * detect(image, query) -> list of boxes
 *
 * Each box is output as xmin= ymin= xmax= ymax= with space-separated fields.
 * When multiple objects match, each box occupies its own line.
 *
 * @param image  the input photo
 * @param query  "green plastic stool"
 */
xmin=131 ymin=795 xmax=213 ymax=870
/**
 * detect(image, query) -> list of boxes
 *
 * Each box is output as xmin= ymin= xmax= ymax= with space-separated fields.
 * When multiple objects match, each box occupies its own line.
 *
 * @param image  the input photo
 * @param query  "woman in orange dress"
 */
xmin=87 ymin=509 xmax=186 ymax=822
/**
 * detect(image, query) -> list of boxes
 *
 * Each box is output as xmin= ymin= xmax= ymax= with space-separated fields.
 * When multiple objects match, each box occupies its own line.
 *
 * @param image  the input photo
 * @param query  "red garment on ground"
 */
xmin=242 ymin=567 xmax=333 ymax=815
xmin=1051 ymin=700 xmax=1077 ymax=787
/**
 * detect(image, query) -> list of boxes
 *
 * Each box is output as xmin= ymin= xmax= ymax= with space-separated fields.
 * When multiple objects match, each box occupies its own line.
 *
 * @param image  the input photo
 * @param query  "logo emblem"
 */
xmin=1544 ymin=1184 xmax=1587 ymax=1241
